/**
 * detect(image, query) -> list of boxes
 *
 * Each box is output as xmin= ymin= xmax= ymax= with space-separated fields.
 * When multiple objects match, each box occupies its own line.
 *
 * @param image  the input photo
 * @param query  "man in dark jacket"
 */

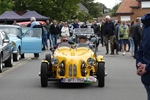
xmin=136 ymin=12 xmax=150 ymax=100
xmin=132 ymin=19 xmax=142 ymax=58
xmin=50 ymin=20 xmax=60 ymax=47
xmin=103 ymin=15 xmax=115 ymax=55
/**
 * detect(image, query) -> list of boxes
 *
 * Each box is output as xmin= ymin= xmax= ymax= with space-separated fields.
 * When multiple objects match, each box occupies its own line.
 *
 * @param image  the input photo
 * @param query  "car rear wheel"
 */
xmin=0 ymin=54 xmax=3 ymax=73
xmin=5 ymin=51 xmax=13 ymax=67
xmin=13 ymin=49 xmax=20 ymax=61
xmin=97 ymin=62 xmax=105 ymax=87
xmin=41 ymin=63 xmax=48 ymax=87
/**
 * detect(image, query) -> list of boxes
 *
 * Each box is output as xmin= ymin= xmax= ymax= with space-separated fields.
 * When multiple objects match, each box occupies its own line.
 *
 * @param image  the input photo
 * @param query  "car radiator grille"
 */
xmin=69 ymin=64 xmax=77 ymax=77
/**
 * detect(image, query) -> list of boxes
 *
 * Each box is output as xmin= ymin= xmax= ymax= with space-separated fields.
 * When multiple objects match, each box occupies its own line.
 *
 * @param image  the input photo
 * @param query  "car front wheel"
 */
xmin=41 ymin=62 xmax=48 ymax=87
xmin=97 ymin=62 xmax=105 ymax=87
xmin=13 ymin=49 xmax=20 ymax=61
xmin=5 ymin=51 xmax=13 ymax=67
xmin=0 ymin=54 xmax=3 ymax=73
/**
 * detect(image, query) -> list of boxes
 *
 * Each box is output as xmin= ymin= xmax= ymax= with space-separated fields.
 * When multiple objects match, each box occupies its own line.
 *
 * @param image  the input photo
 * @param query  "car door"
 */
xmin=21 ymin=28 xmax=42 ymax=53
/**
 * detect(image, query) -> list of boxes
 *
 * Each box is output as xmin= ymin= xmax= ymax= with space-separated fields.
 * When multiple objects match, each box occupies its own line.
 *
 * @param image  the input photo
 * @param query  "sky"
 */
xmin=94 ymin=0 xmax=121 ymax=9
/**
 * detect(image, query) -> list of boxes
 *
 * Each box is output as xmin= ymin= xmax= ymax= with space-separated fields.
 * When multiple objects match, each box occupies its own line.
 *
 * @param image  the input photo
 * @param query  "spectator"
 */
xmin=72 ymin=19 xmax=80 ymax=29
xmin=91 ymin=21 xmax=100 ymax=35
xmin=129 ymin=21 xmax=135 ymax=57
xmin=50 ymin=20 xmax=60 ymax=47
xmin=44 ymin=20 xmax=53 ymax=49
xmin=30 ymin=17 xmax=40 ymax=59
xmin=132 ymin=19 xmax=142 ymax=58
xmin=118 ymin=21 xmax=129 ymax=56
xmin=136 ymin=12 xmax=150 ymax=100
xmin=100 ymin=20 xmax=105 ymax=47
xmin=115 ymin=20 xmax=121 ymax=54
xmin=81 ymin=22 xmax=87 ymax=28
xmin=12 ymin=20 xmax=19 ymax=26
xmin=61 ymin=22 xmax=70 ymax=37
xmin=41 ymin=23 xmax=48 ymax=50
xmin=103 ymin=15 xmax=115 ymax=55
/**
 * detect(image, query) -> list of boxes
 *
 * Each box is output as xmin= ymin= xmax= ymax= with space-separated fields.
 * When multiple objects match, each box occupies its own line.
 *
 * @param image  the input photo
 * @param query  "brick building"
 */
xmin=116 ymin=0 xmax=150 ymax=22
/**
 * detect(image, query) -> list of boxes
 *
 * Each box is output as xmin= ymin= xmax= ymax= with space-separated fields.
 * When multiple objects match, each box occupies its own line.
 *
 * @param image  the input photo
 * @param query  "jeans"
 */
xmin=42 ymin=33 xmax=48 ymax=49
xmin=51 ymin=34 xmax=58 ymax=47
xmin=144 ymin=85 xmax=150 ymax=100
xmin=133 ymin=37 xmax=140 ymax=58
xmin=129 ymin=37 xmax=134 ymax=54
xmin=48 ymin=34 xmax=53 ymax=48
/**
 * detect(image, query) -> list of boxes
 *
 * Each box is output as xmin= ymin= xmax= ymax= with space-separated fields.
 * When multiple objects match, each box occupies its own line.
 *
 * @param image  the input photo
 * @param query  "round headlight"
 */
xmin=11 ymin=41 xmax=16 ymax=48
xmin=51 ymin=57 xmax=58 ymax=65
xmin=87 ymin=58 xmax=95 ymax=66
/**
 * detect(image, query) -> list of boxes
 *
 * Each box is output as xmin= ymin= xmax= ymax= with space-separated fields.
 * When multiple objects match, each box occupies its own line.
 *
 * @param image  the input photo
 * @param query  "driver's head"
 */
xmin=78 ymin=35 xmax=87 ymax=43
xmin=61 ymin=36 xmax=68 ymax=42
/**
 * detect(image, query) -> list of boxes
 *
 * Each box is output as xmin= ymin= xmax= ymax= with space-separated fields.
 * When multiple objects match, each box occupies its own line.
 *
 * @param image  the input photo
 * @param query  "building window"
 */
xmin=141 ymin=1 xmax=150 ymax=8
xmin=120 ymin=16 xmax=130 ymax=21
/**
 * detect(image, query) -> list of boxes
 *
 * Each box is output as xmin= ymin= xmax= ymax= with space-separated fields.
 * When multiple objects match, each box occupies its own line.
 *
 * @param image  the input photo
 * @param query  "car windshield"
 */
xmin=21 ymin=27 xmax=30 ymax=33
xmin=74 ymin=28 xmax=94 ymax=34
xmin=58 ymin=43 xmax=71 ymax=48
xmin=76 ymin=43 xmax=90 ymax=48
xmin=0 ymin=27 xmax=18 ymax=36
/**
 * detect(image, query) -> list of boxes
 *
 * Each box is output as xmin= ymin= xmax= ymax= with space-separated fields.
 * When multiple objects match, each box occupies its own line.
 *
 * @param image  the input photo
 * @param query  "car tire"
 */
xmin=41 ymin=62 xmax=48 ymax=87
xmin=5 ymin=51 xmax=13 ymax=67
xmin=13 ymin=49 xmax=20 ymax=61
xmin=45 ymin=54 xmax=53 ymax=76
xmin=0 ymin=54 xmax=3 ymax=73
xmin=21 ymin=54 xmax=25 ymax=58
xmin=97 ymin=62 xmax=105 ymax=87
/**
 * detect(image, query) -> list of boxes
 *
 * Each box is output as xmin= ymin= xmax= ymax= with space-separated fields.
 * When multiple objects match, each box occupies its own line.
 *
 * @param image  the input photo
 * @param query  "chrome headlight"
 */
xmin=51 ymin=57 xmax=58 ymax=65
xmin=73 ymin=35 xmax=76 ymax=38
xmin=11 ymin=41 xmax=16 ymax=48
xmin=87 ymin=35 xmax=90 ymax=38
xmin=87 ymin=58 xmax=95 ymax=66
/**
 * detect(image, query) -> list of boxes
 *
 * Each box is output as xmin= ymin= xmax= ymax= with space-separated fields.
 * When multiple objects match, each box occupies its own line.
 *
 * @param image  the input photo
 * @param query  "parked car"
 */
xmin=0 ymin=25 xmax=42 ymax=61
xmin=40 ymin=42 xmax=105 ymax=87
xmin=0 ymin=30 xmax=13 ymax=73
xmin=17 ymin=21 xmax=46 ymax=27
xmin=69 ymin=28 xmax=100 ymax=50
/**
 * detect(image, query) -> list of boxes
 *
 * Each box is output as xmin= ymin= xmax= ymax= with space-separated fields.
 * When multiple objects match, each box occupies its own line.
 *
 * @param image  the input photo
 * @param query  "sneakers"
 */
xmin=122 ymin=52 xmax=125 ymax=56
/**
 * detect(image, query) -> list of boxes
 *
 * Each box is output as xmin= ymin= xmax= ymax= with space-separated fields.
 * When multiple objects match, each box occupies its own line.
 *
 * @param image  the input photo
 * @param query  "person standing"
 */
xmin=30 ymin=17 xmax=40 ymax=59
xmin=115 ymin=20 xmax=121 ymax=54
xmin=61 ymin=22 xmax=70 ymax=37
xmin=128 ymin=21 xmax=135 ymax=57
xmin=118 ymin=21 xmax=129 ymax=56
xmin=81 ymin=22 xmax=87 ymax=28
xmin=103 ymin=15 xmax=115 ymax=55
xmin=44 ymin=20 xmax=53 ymax=49
xmin=50 ymin=20 xmax=60 ymax=47
xmin=132 ymin=19 xmax=142 ymax=58
xmin=72 ymin=19 xmax=80 ymax=29
xmin=136 ymin=12 xmax=150 ymax=100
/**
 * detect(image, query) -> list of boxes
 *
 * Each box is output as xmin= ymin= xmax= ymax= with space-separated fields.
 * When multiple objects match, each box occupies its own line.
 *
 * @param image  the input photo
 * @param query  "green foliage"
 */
xmin=111 ymin=3 xmax=121 ymax=16
xmin=0 ymin=0 xmax=14 ymax=14
xmin=12 ymin=0 xmax=80 ymax=21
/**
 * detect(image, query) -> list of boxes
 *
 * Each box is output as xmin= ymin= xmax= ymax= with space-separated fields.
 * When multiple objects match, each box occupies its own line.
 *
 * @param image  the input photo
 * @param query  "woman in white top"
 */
xmin=61 ymin=22 xmax=70 ymax=37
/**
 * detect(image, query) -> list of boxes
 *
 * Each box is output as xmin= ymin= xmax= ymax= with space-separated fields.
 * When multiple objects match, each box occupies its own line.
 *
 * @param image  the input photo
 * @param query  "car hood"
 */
xmin=54 ymin=47 xmax=94 ymax=59
xmin=8 ymin=36 xmax=20 ymax=41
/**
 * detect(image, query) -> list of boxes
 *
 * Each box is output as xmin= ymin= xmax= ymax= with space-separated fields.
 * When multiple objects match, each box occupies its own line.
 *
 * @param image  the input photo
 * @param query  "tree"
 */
xmin=12 ymin=0 xmax=80 ymax=21
xmin=0 ymin=0 xmax=14 ymax=14
xmin=111 ymin=3 xmax=121 ymax=16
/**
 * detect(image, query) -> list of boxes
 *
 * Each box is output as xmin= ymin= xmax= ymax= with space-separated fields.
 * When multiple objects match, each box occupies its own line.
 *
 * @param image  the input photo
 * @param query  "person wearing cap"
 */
xmin=103 ymin=15 xmax=115 ymax=55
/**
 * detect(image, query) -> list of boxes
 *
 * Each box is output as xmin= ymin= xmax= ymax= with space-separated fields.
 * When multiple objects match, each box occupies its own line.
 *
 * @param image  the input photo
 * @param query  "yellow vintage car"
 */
xmin=40 ymin=43 xmax=105 ymax=87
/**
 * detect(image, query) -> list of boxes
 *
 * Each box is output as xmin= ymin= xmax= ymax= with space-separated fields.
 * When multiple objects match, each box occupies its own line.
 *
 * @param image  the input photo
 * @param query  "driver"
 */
xmin=53 ymin=36 xmax=69 ymax=49
xmin=78 ymin=35 xmax=93 ymax=49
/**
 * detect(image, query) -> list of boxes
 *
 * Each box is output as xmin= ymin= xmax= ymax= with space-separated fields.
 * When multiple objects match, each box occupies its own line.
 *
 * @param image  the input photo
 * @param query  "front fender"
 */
xmin=41 ymin=60 xmax=49 ymax=65
xmin=97 ymin=55 xmax=105 ymax=62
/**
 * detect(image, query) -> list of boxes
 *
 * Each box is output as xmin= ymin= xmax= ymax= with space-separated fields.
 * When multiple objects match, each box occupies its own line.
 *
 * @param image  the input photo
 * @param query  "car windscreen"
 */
xmin=74 ymin=28 xmax=94 ymax=34
xmin=58 ymin=43 xmax=71 ymax=48
xmin=76 ymin=43 xmax=90 ymax=48
xmin=0 ymin=27 xmax=18 ymax=36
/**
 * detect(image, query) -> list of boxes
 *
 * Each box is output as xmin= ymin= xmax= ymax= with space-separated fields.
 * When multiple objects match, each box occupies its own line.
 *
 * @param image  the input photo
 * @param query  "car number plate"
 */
xmin=61 ymin=78 xmax=84 ymax=83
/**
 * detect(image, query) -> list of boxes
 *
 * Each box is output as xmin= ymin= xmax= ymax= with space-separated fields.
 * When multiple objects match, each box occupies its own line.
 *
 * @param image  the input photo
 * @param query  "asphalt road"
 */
xmin=0 ymin=45 xmax=147 ymax=100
